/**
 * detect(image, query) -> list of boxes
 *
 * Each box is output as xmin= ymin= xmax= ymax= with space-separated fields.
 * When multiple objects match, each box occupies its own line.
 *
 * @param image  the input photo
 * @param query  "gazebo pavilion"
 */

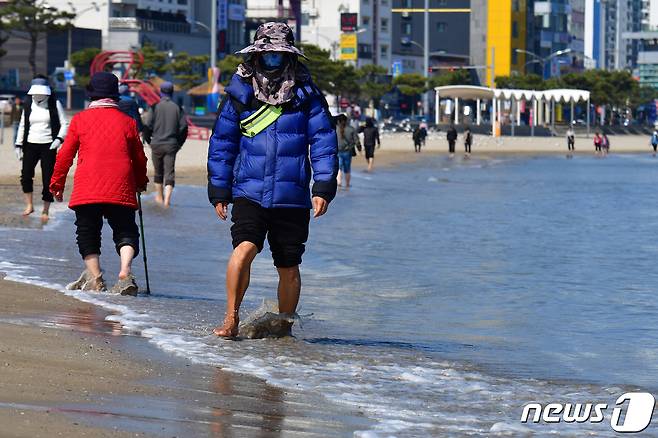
xmin=433 ymin=85 xmax=591 ymax=137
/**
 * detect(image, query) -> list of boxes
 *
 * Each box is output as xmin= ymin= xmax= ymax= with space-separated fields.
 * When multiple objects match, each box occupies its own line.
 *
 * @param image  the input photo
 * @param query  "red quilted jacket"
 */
xmin=50 ymin=107 xmax=148 ymax=210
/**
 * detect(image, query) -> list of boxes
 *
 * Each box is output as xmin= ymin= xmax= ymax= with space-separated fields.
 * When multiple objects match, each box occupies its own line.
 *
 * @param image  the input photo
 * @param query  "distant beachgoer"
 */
xmin=651 ymin=129 xmax=658 ymax=155
xmin=336 ymin=113 xmax=359 ymax=188
xmin=10 ymin=96 xmax=22 ymax=144
xmin=464 ymin=127 xmax=473 ymax=154
xmin=412 ymin=126 xmax=422 ymax=153
xmin=15 ymin=76 xmax=68 ymax=220
xmin=566 ymin=126 xmax=575 ymax=151
xmin=602 ymin=133 xmax=610 ymax=155
xmin=593 ymin=132 xmax=602 ymax=154
xmin=359 ymin=117 xmax=380 ymax=172
xmin=117 ymin=83 xmax=143 ymax=132
xmin=419 ymin=121 xmax=428 ymax=148
xmin=49 ymin=72 xmax=149 ymax=295
xmin=447 ymin=124 xmax=457 ymax=155
xmin=143 ymin=81 xmax=188 ymax=208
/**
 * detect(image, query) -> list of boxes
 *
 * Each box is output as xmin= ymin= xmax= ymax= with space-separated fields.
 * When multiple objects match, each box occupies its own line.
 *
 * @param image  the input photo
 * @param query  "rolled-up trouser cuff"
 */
xmin=115 ymin=238 xmax=139 ymax=259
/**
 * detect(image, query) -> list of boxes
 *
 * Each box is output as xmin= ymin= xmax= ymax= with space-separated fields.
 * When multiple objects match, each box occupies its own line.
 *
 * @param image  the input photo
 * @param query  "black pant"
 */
xmin=73 ymin=204 xmax=140 ymax=259
xmin=448 ymin=141 xmax=456 ymax=153
xmin=151 ymin=144 xmax=178 ymax=187
xmin=465 ymin=142 xmax=471 ymax=153
xmin=21 ymin=142 xmax=56 ymax=202
xmin=568 ymin=139 xmax=575 ymax=151
xmin=230 ymin=198 xmax=310 ymax=268
xmin=414 ymin=141 xmax=421 ymax=152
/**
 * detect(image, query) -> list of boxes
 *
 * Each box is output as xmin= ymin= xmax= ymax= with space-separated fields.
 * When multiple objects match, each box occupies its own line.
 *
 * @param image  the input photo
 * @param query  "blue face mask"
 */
xmin=261 ymin=53 xmax=284 ymax=70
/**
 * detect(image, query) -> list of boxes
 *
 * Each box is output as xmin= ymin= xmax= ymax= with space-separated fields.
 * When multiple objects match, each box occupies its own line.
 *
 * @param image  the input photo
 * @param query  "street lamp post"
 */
xmin=515 ymin=48 xmax=572 ymax=78
xmin=401 ymin=36 xmax=434 ymax=118
xmin=66 ymin=2 xmax=104 ymax=110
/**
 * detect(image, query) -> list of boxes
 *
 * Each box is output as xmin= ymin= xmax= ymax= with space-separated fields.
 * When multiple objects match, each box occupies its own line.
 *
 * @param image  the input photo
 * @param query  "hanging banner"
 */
xmin=340 ymin=33 xmax=357 ymax=61
xmin=217 ymin=0 xmax=228 ymax=30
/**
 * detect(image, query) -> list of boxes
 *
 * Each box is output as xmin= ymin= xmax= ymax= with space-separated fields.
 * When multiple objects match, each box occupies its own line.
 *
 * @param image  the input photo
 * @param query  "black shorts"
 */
xmin=230 ymin=198 xmax=310 ymax=268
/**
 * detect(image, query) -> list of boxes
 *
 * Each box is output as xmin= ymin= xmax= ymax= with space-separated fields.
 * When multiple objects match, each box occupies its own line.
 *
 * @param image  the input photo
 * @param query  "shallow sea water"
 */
xmin=2 ymin=153 xmax=658 ymax=436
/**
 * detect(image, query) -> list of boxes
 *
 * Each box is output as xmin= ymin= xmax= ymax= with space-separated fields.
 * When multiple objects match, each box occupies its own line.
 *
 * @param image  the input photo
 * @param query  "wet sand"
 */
xmin=0 ymin=277 xmax=371 ymax=437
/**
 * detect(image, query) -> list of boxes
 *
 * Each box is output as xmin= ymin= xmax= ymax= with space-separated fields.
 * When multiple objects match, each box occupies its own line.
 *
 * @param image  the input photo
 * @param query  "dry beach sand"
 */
xmin=0 ymin=126 xmax=654 ymax=436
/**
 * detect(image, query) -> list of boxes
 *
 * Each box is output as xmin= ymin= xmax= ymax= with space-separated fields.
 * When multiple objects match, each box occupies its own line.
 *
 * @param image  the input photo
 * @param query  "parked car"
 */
xmin=0 ymin=94 xmax=15 ymax=114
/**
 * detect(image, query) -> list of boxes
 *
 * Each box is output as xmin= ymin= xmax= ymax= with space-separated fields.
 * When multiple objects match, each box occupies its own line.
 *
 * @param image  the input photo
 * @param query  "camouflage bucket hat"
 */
xmin=236 ymin=22 xmax=307 ymax=58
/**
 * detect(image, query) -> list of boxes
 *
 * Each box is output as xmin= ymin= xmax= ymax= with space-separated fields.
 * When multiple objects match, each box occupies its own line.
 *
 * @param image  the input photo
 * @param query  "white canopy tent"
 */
xmin=434 ymin=86 xmax=591 ymax=136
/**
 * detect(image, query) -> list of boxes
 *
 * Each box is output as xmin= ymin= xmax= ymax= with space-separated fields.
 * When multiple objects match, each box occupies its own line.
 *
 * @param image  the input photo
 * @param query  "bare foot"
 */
xmin=22 ymin=205 xmax=34 ymax=216
xmin=154 ymin=195 xmax=164 ymax=204
xmin=40 ymin=213 xmax=49 ymax=224
xmin=213 ymin=312 xmax=239 ymax=338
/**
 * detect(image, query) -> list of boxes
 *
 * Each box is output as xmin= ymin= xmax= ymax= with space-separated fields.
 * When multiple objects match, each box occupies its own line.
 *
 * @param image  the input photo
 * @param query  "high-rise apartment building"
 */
xmin=392 ymin=0 xmax=471 ymax=76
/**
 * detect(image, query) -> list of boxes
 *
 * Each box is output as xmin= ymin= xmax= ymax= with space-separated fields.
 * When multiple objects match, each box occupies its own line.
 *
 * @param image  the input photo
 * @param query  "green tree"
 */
xmin=139 ymin=42 xmax=168 ymax=76
xmin=357 ymin=64 xmax=391 ymax=108
xmin=217 ymin=54 xmax=242 ymax=85
xmin=69 ymin=47 xmax=101 ymax=87
xmin=298 ymin=43 xmax=342 ymax=93
xmin=393 ymin=73 xmax=427 ymax=96
xmin=429 ymin=69 xmax=472 ymax=88
xmin=0 ymin=0 xmax=75 ymax=77
xmin=167 ymin=52 xmax=209 ymax=89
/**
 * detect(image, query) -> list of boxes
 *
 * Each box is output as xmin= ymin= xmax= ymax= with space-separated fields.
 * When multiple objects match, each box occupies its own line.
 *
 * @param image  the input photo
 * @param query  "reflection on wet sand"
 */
xmin=54 ymin=306 xmax=123 ymax=336
xmin=210 ymin=368 xmax=285 ymax=438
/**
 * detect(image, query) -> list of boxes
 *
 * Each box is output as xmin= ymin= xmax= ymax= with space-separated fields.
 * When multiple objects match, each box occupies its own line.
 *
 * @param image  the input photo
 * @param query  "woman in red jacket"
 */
xmin=50 ymin=72 xmax=148 ymax=295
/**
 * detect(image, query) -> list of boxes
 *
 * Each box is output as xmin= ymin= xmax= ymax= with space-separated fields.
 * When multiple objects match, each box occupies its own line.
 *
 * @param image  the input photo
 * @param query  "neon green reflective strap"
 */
xmin=240 ymin=105 xmax=283 ymax=138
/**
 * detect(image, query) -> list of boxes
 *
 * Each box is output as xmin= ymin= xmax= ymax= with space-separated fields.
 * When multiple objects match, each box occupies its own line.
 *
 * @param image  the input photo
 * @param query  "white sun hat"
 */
xmin=27 ymin=78 xmax=51 ymax=96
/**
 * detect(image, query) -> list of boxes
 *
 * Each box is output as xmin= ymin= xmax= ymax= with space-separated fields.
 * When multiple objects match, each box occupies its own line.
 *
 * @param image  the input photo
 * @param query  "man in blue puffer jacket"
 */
xmin=207 ymin=22 xmax=338 ymax=338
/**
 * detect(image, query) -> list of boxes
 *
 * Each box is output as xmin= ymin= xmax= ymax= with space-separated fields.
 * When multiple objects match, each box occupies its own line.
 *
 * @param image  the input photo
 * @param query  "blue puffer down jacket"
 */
xmin=207 ymin=74 xmax=338 ymax=209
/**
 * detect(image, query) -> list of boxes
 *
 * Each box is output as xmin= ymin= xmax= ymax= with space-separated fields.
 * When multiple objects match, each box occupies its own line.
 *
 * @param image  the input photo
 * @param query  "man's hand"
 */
xmin=215 ymin=202 xmax=229 ymax=221
xmin=53 ymin=191 xmax=63 ymax=202
xmin=312 ymin=196 xmax=328 ymax=218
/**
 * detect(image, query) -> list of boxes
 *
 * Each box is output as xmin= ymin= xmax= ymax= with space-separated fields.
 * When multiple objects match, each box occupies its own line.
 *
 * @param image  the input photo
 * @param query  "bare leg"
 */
xmin=337 ymin=170 xmax=343 ymax=187
xmin=345 ymin=172 xmax=351 ymax=188
xmin=154 ymin=183 xmax=164 ymax=204
xmin=276 ymin=265 xmax=301 ymax=315
xmin=213 ymin=242 xmax=258 ymax=337
xmin=83 ymin=254 xmax=102 ymax=278
xmin=22 ymin=192 xmax=34 ymax=216
xmin=367 ymin=158 xmax=374 ymax=172
xmin=118 ymin=245 xmax=135 ymax=279
xmin=41 ymin=201 xmax=51 ymax=221
xmin=163 ymin=185 xmax=174 ymax=208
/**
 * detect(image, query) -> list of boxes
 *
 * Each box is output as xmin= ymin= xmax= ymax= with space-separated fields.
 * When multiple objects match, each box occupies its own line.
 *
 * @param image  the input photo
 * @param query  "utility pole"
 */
xmin=211 ymin=0 xmax=217 ymax=69
xmin=423 ymin=0 xmax=429 ymax=117
xmin=490 ymin=46 xmax=495 ymax=88
xmin=66 ymin=26 xmax=72 ymax=110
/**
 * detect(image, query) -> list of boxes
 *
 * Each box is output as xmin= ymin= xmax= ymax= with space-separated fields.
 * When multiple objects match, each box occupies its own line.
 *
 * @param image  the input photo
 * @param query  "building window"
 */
xmin=512 ymin=50 xmax=518 ymax=64
xmin=381 ymin=18 xmax=388 ymax=32
xmin=512 ymin=21 xmax=518 ymax=38
xmin=362 ymin=16 xmax=370 ymax=27
xmin=405 ymin=0 xmax=412 ymax=7
xmin=512 ymin=0 xmax=519 ymax=11
xmin=436 ymin=22 xmax=446 ymax=32
xmin=381 ymin=45 xmax=388 ymax=58
xmin=402 ymin=22 xmax=411 ymax=35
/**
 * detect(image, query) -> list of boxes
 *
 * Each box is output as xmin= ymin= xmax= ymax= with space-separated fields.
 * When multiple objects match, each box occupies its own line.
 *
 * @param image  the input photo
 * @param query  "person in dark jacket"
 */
xmin=117 ymin=83 xmax=143 ymax=132
xmin=207 ymin=22 xmax=338 ymax=338
xmin=464 ymin=127 xmax=473 ymax=155
xmin=15 ymin=76 xmax=68 ymax=220
xmin=412 ymin=126 xmax=422 ymax=152
xmin=446 ymin=124 xmax=457 ymax=155
xmin=359 ymin=117 xmax=380 ymax=172
xmin=143 ymin=82 xmax=188 ymax=208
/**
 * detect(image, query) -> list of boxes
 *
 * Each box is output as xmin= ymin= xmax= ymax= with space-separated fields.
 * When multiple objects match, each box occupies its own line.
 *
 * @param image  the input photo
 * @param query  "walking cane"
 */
xmin=137 ymin=193 xmax=151 ymax=295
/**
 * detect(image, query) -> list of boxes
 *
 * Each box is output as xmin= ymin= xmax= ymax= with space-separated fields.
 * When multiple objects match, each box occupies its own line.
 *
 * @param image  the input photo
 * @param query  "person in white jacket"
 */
xmin=15 ymin=77 xmax=68 ymax=220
